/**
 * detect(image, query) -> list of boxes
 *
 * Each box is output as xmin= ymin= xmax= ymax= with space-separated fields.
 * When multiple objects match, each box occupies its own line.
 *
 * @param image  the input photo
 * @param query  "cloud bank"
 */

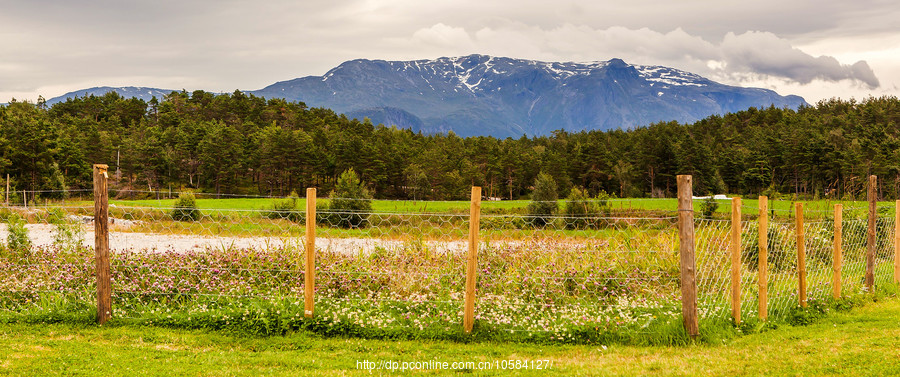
xmin=0 ymin=0 xmax=894 ymax=102
xmin=720 ymin=31 xmax=879 ymax=88
xmin=407 ymin=23 xmax=880 ymax=89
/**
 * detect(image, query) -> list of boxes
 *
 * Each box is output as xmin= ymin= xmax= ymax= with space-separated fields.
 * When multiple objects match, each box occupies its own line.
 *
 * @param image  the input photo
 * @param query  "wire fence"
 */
xmin=1 ymin=189 xmax=898 ymax=341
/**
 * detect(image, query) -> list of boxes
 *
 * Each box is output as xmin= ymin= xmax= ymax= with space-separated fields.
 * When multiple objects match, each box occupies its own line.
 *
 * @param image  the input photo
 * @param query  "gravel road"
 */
xmin=0 ymin=223 xmax=468 ymax=254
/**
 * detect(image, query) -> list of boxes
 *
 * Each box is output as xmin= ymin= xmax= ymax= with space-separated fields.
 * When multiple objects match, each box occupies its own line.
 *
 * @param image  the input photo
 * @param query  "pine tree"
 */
xmin=328 ymin=168 xmax=372 ymax=228
xmin=563 ymin=187 xmax=597 ymax=229
xmin=527 ymin=172 xmax=558 ymax=227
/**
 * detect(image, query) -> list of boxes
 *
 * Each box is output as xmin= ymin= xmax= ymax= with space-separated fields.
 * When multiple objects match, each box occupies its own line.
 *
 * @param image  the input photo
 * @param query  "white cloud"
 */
xmin=401 ymin=24 xmax=881 ymax=90
xmin=411 ymin=23 xmax=476 ymax=49
xmin=0 ymin=1 xmax=897 ymax=103
xmin=719 ymin=31 xmax=879 ymax=88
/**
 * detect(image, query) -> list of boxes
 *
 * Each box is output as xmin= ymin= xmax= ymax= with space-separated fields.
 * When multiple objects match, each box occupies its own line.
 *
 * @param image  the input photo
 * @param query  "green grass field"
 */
xmin=1 ymin=298 xmax=898 ymax=376
xmin=71 ymin=197 xmax=532 ymax=214
xmin=59 ymin=195 xmax=889 ymax=219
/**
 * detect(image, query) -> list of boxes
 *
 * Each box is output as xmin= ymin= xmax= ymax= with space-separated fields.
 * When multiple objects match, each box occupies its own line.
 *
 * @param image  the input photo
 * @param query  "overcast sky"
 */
xmin=2 ymin=0 xmax=898 ymax=104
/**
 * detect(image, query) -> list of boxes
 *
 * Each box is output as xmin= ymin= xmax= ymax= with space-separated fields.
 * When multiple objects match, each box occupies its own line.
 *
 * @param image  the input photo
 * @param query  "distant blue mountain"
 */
xmin=45 ymin=55 xmax=807 ymax=137
xmin=46 ymin=86 xmax=174 ymax=105
xmin=252 ymin=55 xmax=806 ymax=137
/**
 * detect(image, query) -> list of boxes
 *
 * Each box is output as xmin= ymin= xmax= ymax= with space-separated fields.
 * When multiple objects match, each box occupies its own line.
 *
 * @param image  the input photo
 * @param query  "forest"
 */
xmin=1 ymin=90 xmax=899 ymax=201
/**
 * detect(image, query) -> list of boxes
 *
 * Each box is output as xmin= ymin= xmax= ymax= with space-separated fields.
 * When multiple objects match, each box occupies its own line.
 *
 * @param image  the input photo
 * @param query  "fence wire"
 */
xmin=695 ymin=210 xmax=897 ymax=323
xmin=1 ymin=194 xmax=898 ymax=340
xmin=475 ymin=213 xmax=680 ymax=338
xmin=695 ymin=218 xmax=730 ymax=319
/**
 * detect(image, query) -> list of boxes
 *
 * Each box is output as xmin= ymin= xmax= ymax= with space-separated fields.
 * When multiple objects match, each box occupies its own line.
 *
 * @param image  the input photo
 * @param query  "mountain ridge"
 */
xmin=45 ymin=55 xmax=807 ymax=137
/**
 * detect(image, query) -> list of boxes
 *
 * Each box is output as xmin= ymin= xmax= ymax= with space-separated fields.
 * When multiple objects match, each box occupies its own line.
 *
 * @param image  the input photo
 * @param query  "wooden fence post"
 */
xmin=796 ymin=202 xmax=807 ymax=308
xmin=730 ymin=197 xmax=742 ymax=324
xmin=834 ymin=204 xmax=843 ymax=299
xmin=93 ymin=164 xmax=111 ymax=324
xmin=305 ymin=188 xmax=316 ymax=319
xmin=676 ymin=175 xmax=699 ymax=338
xmin=758 ymin=196 xmax=768 ymax=320
xmin=464 ymin=186 xmax=482 ymax=333
xmin=866 ymin=175 xmax=876 ymax=290
xmin=895 ymin=200 xmax=900 ymax=284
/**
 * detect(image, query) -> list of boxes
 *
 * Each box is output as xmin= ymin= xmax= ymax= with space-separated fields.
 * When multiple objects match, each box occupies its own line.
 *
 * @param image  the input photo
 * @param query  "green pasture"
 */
xmin=59 ymin=196 xmax=891 ymax=219
xmin=70 ymin=197 xmax=528 ymax=214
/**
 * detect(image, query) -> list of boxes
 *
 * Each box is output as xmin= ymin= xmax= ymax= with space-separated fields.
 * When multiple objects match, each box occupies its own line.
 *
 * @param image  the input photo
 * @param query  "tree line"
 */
xmin=1 ymin=90 xmax=899 ymax=201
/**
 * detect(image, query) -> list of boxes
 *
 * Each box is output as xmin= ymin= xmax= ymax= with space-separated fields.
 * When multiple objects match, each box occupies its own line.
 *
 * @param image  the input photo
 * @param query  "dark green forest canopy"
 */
xmin=2 ymin=90 xmax=899 ymax=201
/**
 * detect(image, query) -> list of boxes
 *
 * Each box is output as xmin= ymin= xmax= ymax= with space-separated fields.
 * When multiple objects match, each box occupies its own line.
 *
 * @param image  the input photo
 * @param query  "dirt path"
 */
xmin=0 ymin=224 xmax=469 ymax=254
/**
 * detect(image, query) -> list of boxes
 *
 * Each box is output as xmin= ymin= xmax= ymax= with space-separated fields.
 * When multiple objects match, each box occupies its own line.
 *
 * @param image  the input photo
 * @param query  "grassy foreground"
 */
xmin=1 ymin=298 xmax=898 ymax=376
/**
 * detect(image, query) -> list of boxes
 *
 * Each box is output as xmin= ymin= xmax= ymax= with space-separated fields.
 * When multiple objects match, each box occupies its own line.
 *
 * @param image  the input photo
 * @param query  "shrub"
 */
xmin=563 ymin=187 xmax=597 ymax=229
xmin=760 ymin=185 xmax=782 ymax=200
xmin=48 ymin=208 xmax=84 ymax=252
xmin=264 ymin=192 xmax=304 ymax=223
xmin=5 ymin=213 xmax=31 ymax=254
xmin=526 ymin=172 xmax=558 ymax=227
xmin=595 ymin=190 xmax=612 ymax=216
xmin=700 ymin=196 xmax=718 ymax=219
xmin=171 ymin=192 xmax=201 ymax=221
xmin=327 ymin=168 xmax=372 ymax=228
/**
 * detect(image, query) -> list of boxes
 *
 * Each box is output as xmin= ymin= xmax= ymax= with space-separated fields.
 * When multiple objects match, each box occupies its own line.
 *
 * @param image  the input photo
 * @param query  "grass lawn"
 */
xmin=1 ymin=298 xmax=898 ymax=376
xmin=58 ymin=196 xmax=888 ymax=218
xmin=68 ymin=197 xmax=532 ymax=214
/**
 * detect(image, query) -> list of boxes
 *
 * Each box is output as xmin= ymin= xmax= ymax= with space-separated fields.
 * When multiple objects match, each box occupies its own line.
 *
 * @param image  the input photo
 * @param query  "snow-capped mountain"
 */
xmin=45 ymin=55 xmax=806 ymax=137
xmin=46 ymin=86 xmax=172 ymax=105
xmin=251 ymin=55 xmax=806 ymax=136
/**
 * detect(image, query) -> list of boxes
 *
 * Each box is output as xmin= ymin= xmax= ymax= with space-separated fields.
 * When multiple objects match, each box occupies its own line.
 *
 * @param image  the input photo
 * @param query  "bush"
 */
xmin=595 ymin=190 xmax=612 ymax=216
xmin=264 ymin=192 xmax=304 ymax=223
xmin=526 ymin=172 xmax=558 ymax=227
xmin=5 ymin=213 xmax=31 ymax=254
xmin=327 ymin=168 xmax=372 ymax=228
xmin=48 ymin=208 xmax=84 ymax=252
xmin=563 ymin=187 xmax=597 ymax=229
xmin=171 ymin=192 xmax=201 ymax=221
xmin=700 ymin=196 xmax=718 ymax=219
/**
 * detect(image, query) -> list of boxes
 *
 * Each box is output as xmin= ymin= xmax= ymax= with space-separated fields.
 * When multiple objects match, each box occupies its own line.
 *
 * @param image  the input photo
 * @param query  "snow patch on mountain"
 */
xmin=635 ymin=65 xmax=708 ymax=87
xmin=44 ymin=55 xmax=808 ymax=138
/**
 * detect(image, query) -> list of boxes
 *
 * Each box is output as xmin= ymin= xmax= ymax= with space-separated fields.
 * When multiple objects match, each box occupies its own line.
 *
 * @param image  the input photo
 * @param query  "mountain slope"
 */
xmin=44 ymin=55 xmax=807 ymax=137
xmin=45 ymin=86 xmax=173 ymax=105
xmin=251 ymin=55 xmax=806 ymax=137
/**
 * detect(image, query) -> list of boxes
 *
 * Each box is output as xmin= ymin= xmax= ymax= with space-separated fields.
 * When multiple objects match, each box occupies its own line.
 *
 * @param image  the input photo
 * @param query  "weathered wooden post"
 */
xmin=834 ymin=204 xmax=843 ymax=299
xmin=464 ymin=186 xmax=481 ymax=333
xmin=731 ymin=197 xmax=742 ymax=324
xmin=93 ymin=164 xmax=111 ymax=324
xmin=895 ymin=200 xmax=900 ymax=284
xmin=796 ymin=203 xmax=807 ymax=308
xmin=677 ymin=175 xmax=699 ymax=338
xmin=305 ymin=188 xmax=316 ymax=318
xmin=866 ymin=175 xmax=876 ymax=290
xmin=758 ymin=196 xmax=768 ymax=320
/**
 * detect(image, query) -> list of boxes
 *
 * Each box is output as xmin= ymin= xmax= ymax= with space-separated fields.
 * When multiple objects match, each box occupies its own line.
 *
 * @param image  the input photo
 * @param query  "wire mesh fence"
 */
xmin=694 ymin=218 xmax=731 ymax=320
xmin=475 ymin=213 xmax=680 ymax=339
xmin=1 ymin=189 xmax=899 ymax=341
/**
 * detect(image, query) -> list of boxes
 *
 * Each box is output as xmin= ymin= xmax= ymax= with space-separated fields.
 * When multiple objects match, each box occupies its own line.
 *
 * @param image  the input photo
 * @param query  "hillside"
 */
xmin=46 ymin=55 xmax=806 ymax=137
xmin=252 ymin=55 xmax=807 ymax=137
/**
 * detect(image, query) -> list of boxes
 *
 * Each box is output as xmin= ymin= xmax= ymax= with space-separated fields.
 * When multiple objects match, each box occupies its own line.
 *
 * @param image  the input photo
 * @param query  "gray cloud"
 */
xmin=0 ymin=0 xmax=895 ymax=101
xmin=851 ymin=61 xmax=881 ymax=88
xmin=720 ymin=31 xmax=879 ymax=88
xmin=402 ymin=24 xmax=881 ymax=88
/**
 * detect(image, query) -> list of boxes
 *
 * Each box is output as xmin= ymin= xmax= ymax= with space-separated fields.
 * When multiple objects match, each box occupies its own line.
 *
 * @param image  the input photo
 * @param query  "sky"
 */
xmin=1 ymin=0 xmax=898 ymax=104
